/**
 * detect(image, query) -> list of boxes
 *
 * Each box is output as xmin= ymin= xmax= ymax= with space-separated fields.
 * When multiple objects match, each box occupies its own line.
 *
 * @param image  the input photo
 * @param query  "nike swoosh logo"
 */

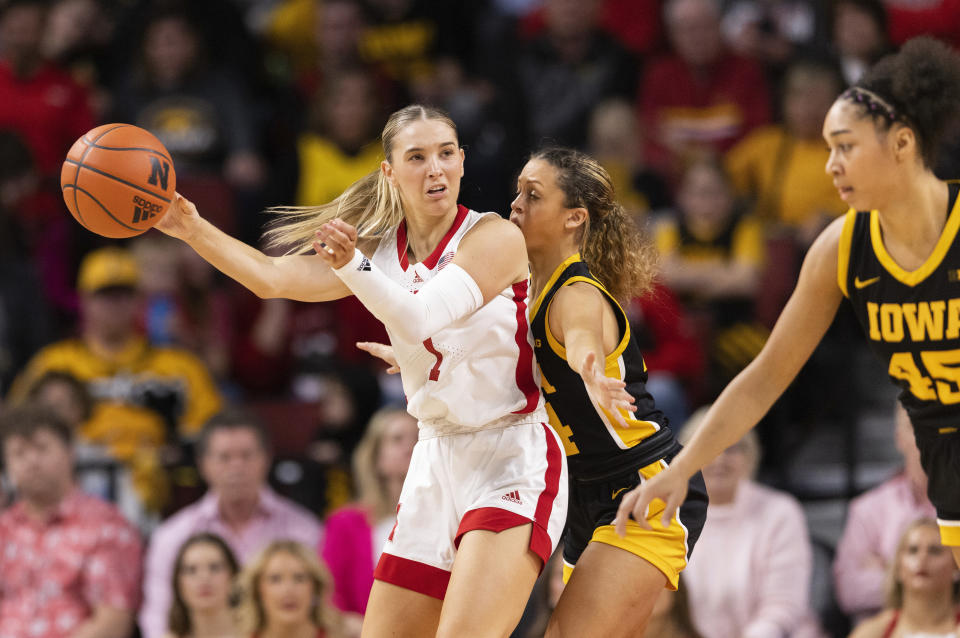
xmin=612 ymin=487 xmax=629 ymax=500
xmin=854 ymin=276 xmax=880 ymax=289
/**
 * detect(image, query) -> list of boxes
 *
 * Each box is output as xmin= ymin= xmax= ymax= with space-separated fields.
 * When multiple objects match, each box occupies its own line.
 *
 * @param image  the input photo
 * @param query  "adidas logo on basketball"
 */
xmin=501 ymin=490 xmax=522 ymax=505
xmin=131 ymin=195 xmax=163 ymax=223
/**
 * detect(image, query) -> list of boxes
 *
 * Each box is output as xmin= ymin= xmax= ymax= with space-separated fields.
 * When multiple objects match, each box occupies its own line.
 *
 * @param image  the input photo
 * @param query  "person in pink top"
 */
xmin=833 ymin=404 xmax=936 ymax=623
xmin=0 ymin=405 xmax=142 ymax=638
xmin=677 ymin=408 xmax=822 ymax=638
xmin=140 ymin=409 xmax=321 ymax=638
xmin=320 ymin=407 xmax=418 ymax=634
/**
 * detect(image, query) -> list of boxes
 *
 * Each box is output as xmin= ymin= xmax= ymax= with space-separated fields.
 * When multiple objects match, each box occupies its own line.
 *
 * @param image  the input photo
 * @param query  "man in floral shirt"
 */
xmin=0 ymin=405 xmax=142 ymax=638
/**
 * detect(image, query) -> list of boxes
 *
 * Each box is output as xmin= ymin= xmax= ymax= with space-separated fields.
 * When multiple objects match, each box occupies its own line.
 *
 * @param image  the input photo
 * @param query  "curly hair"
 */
xmin=846 ymin=36 xmax=960 ymax=168
xmin=529 ymin=147 xmax=658 ymax=302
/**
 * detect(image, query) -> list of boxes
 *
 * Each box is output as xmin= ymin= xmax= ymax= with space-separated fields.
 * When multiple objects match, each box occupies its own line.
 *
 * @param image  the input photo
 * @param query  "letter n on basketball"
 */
xmin=148 ymin=157 xmax=170 ymax=190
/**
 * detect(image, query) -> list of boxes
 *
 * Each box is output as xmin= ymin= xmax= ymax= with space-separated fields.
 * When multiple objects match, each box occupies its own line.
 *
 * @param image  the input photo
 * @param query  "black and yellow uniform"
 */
xmin=530 ymin=254 xmax=708 ymax=587
xmin=838 ymin=182 xmax=960 ymax=544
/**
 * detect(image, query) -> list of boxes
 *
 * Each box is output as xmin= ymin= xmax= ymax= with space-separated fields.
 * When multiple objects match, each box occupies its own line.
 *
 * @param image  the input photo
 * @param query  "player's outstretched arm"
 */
xmin=317 ymin=216 xmax=528 ymax=344
xmin=155 ymin=194 xmax=351 ymax=302
xmin=549 ymin=282 xmax=636 ymax=428
xmin=615 ymin=215 xmax=847 ymax=534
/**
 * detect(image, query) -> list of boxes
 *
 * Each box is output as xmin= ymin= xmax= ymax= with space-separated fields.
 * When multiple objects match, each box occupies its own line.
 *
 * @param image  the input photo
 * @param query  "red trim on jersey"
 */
xmin=396 ymin=205 xmax=469 ymax=272
xmin=531 ymin=422 xmax=563 ymax=566
xmin=374 ymin=552 xmax=450 ymax=600
xmin=423 ymin=338 xmax=443 ymax=381
xmin=510 ymin=280 xmax=540 ymax=414
xmin=455 ymin=507 xmax=532 ymax=551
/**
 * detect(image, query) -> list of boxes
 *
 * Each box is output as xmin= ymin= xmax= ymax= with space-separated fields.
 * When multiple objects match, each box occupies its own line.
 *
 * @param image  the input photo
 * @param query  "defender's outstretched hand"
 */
xmin=580 ymin=351 xmax=636 ymax=428
xmin=357 ymin=341 xmax=399 ymax=374
xmin=613 ymin=465 xmax=689 ymax=536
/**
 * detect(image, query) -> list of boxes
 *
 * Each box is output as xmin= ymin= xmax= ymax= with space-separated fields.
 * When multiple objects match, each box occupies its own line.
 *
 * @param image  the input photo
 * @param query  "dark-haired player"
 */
xmin=617 ymin=36 xmax=960 ymax=568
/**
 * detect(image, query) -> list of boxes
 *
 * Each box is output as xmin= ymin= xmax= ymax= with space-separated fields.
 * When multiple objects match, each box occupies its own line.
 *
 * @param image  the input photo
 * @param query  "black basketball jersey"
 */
xmin=530 ymin=254 xmax=673 ymax=479
xmin=839 ymin=182 xmax=960 ymax=432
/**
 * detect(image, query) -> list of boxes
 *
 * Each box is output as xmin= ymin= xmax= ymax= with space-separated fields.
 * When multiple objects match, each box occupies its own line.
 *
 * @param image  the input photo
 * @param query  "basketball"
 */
xmin=60 ymin=124 xmax=176 ymax=238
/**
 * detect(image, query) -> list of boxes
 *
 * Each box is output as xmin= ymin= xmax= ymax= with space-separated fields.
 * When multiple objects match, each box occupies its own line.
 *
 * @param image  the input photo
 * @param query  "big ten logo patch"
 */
xmin=132 ymin=195 xmax=164 ymax=223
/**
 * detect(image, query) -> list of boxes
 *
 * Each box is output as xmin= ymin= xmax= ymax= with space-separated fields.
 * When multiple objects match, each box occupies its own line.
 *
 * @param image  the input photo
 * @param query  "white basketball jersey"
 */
xmin=371 ymin=205 xmax=546 ymax=433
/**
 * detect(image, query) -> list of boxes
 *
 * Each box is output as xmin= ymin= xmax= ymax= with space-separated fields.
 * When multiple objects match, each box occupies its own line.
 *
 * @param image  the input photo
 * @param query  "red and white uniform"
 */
xmin=371 ymin=205 xmax=545 ymax=432
xmin=369 ymin=205 xmax=567 ymax=598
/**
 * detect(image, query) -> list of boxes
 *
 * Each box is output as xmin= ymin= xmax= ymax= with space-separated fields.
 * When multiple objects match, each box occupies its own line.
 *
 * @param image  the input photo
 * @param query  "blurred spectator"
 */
xmin=131 ymin=234 xmax=236 ymax=383
xmin=680 ymin=409 xmax=822 ymax=638
xmin=166 ymin=533 xmax=241 ymax=638
xmin=26 ymin=370 xmax=92 ymax=429
xmin=720 ymin=0 xmax=816 ymax=70
xmin=0 ymin=405 xmax=142 ymax=638
xmin=110 ymin=8 xmax=265 ymax=189
xmin=0 ymin=0 xmax=95 ymax=180
xmin=588 ymin=99 xmax=671 ymax=221
xmin=639 ymin=0 xmax=770 ymax=181
xmin=236 ymin=540 xmax=344 ymax=638
xmin=654 ymin=158 xmax=765 ymax=395
xmin=8 ymin=246 xmax=223 ymax=522
xmin=880 ymin=0 xmax=960 ymax=49
xmin=725 ymin=56 xmax=846 ymax=247
xmin=140 ymin=408 xmax=321 ymax=638
xmin=297 ymin=68 xmax=383 ymax=206
xmin=510 ymin=0 xmax=636 ymax=150
xmin=41 ymin=0 xmax=117 ymax=118
xmin=848 ymin=518 xmax=960 ymax=638
xmin=356 ymin=0 xmax=475 ymax=89
xmin=833 ymin=404 xmax=936 ymax=623
xmin=828 ymin=0 xmax=890 ymax=86
xmin=320 ymin=408 xmax=417 ymax=630
xmin=642 ymin=579 xmax=704 ymax=638
xmin=0 ymin=134 xmax=53 ymax=394
xmin=625 ymin=284 xmax=705 ymax=429
xmin=519 ymin=0 xmax=664 ymax=58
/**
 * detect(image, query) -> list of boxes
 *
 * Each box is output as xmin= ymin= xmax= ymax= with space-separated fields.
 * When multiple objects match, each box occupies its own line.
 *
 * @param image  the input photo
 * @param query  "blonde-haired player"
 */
xmin=157 ymin=104 xmax=568 ymax=638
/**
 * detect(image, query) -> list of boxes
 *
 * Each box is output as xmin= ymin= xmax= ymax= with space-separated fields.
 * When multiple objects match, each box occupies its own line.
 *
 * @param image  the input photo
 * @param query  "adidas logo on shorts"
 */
xmin=501 ymin=490 xmax=522 ymax=505
xmin=357 ymin=257 xmax=372 ymax=271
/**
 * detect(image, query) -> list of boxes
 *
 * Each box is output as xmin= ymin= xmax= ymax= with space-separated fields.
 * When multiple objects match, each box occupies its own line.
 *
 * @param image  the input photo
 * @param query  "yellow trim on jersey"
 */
xmin=542 ymin=274 xmax=659 ymax=446
xmin=530 ymin=252 xmax=582 ymax=320
xmin=869 ymin=192 xmax=960 ymax=287
xmin=837 ymin=210 xmax=857 ymax=298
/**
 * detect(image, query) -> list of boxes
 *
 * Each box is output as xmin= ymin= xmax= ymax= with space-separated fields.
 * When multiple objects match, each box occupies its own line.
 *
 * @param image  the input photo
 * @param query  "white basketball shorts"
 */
xmin=373 ymin=419 xmax=568 ymax=599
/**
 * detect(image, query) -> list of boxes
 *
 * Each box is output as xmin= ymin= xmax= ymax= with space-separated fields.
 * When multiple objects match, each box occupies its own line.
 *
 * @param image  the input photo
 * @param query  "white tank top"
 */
xmin=370 ymin=205 xmax=546 ymax=435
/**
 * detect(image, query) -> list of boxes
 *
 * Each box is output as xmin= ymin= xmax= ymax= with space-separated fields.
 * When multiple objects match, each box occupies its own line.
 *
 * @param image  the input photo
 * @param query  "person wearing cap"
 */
xmin=6 ymin=246 xmax=222 ymax=527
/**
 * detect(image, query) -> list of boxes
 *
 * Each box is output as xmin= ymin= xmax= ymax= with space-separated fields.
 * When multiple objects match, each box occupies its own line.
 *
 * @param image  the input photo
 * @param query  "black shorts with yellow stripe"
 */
xmin=561 ymin=442 xmax=708 ymax=589
xmin=914 ymin=426 xmax=960 ymax=545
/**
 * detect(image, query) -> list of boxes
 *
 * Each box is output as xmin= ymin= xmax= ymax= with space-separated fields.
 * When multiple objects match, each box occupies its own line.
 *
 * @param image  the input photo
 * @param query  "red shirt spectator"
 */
xmin=882 ymin=0 xmax=960 ymax=49
xmin=639 ymin=0 xmax=770 ymax=180
xmin=0 ymin=2 xmax=93 ymax=180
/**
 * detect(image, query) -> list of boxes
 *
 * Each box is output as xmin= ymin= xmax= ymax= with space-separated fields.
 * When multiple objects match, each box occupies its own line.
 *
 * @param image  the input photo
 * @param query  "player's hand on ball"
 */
xmin=613 ymin=466 xmax=689 ymax=536
xmin=155 ymin=193 xmax=201 ymax=241
xmin=357 ymin=341 xmax=399 ymax=374
xmin=314 ymin=219 xmax=358 ymax=269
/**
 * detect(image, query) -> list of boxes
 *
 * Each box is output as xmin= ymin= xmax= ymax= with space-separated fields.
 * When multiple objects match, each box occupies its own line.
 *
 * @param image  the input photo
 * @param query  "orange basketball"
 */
xmin=60 ymin=124 xmax=176 ymax=238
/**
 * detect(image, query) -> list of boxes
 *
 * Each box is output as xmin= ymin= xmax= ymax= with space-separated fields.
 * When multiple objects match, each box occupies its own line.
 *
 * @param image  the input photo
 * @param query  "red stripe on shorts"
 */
xmin=374 ymin=552 xmax=450 ymax=600
xmin=511 ymin=280 xmax=540 ymax=414
xmin=531 ymin=422 xmax=562 ymax=563
xmin=454 ymin=507 xmax=531 ymax=550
